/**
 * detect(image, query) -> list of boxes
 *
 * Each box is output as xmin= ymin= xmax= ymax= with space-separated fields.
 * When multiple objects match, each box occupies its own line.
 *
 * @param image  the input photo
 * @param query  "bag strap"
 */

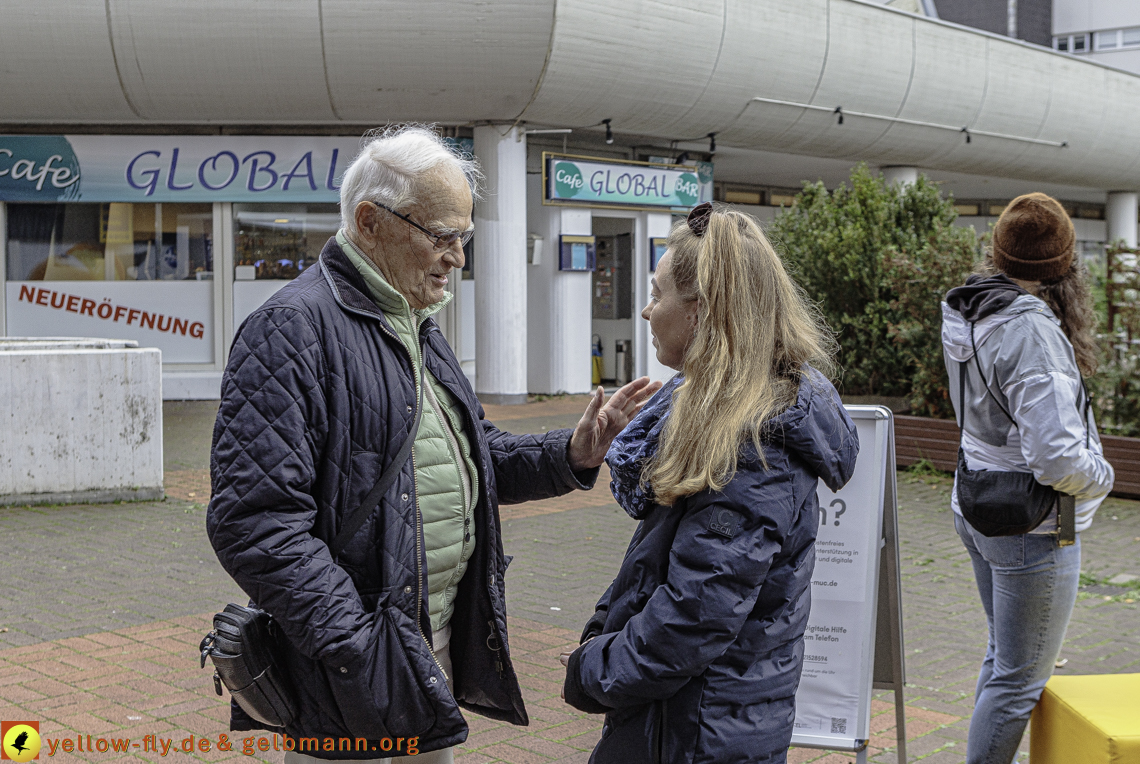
xmin=957 ymin=359 xmax=967 ymax=444
xmin=969 ymin=319 xmax=1084 ymax=543
xmin=969 ymin=322 xmax=1017 ymax=428
xmin=330 ymin=354 xmax=427 ymax=559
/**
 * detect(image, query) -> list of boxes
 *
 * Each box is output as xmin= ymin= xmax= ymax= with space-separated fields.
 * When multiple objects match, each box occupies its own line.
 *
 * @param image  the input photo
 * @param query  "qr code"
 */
xmin=831 ymin=717 xmax=847 ymax=735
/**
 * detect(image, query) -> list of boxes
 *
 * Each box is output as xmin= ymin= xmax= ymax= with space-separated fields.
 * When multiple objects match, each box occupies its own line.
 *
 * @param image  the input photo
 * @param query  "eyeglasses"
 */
xmin=372 ymin=201 xmax=475 ymax=251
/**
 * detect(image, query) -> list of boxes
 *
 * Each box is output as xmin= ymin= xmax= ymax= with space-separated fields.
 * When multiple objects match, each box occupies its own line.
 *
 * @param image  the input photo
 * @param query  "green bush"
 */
xmin=1090 ymin=244 xmax=1140 ymax=437
xmin=768 ymin=164 xmax=978 ymax=419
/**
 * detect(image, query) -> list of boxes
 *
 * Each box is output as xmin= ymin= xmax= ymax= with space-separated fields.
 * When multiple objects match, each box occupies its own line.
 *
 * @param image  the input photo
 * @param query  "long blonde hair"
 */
xmin=646 ymin=209 xmax=835 ymax=506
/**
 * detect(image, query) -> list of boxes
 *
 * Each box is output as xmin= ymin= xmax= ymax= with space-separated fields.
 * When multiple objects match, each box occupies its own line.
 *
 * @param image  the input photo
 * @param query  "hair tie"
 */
xmin=687 ymin=202 xmax=712 ymax=237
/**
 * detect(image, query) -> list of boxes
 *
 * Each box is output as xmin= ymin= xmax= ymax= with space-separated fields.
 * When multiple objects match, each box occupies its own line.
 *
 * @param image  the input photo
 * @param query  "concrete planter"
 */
xmin=894 ymin=414 xmax=1140 ymax=500
xmin=0 ymin=338 xmax=163 ymax=505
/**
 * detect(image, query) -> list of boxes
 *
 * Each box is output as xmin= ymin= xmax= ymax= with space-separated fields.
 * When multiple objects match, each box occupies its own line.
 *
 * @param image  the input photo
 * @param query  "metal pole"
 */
xmin=1007 ymin=0 xmax=1018 ymax=38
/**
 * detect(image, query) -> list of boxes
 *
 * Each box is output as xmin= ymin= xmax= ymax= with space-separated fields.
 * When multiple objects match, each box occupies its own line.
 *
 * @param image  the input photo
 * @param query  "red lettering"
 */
xmin=36 ymin=288 xmax=50 ymax=305
xmin=66 ymin=294 xmax=80 ymax=312
xmin=80 ymin=299 xmax=96 ymax=317
xmin=127 ymin=308 xmax=141 ymax=325
xmin=172 ymin=318 xmax=188 ymax=336
xmin=156 ymin=315 xmax=172 ymax=332
xmin=113 ymin=304 xmax=127 ymax=322
xmin=140 ymin=311 xmax=156 ymax=329
xmin=51 ymin=291 xmax=66 ymax=308
xmin=19 ymin=284 xmax=35 ymax=303
xmin=190 ymin=321 xmax=204 ymax=339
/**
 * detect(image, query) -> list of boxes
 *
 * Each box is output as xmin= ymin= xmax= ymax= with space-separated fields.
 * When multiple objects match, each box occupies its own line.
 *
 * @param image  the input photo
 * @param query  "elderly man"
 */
xmin=206 ymin=125 xmax=660 ymax=763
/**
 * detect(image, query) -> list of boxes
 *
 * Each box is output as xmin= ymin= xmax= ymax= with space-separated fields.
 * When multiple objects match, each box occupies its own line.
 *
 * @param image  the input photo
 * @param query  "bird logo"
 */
xmin=9 ymin=734 xmax=26 ymax=755
xmin=1 ymin=721 xmax=41 ymax=762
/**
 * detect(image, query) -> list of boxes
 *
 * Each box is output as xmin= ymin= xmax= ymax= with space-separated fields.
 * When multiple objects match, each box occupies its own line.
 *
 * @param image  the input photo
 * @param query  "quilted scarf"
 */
xmin=605 ymin=374 xmax=683 ymax=520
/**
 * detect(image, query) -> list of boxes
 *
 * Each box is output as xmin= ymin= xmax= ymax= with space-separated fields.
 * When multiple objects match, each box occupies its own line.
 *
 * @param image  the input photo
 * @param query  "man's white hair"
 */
xmin=340 ymin=124 xmax=482 ymax=235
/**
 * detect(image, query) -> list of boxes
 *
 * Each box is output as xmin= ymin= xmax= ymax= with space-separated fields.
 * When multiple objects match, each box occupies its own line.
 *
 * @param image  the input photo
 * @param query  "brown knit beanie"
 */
xmin=991 ymin=192 xmax=1075 ymax=282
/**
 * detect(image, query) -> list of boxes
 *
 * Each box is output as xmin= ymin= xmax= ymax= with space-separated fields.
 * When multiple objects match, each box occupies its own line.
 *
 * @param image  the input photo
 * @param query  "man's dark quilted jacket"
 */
xmin=206 ymin=238 xmax=596 ymax=758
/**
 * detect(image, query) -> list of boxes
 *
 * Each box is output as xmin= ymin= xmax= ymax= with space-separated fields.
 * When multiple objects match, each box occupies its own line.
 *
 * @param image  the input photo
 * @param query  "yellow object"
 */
xmin=1030 ymin=673 xmax=1140 ymax=764
xmin=592 ymin=355 xmax=604 ymax=386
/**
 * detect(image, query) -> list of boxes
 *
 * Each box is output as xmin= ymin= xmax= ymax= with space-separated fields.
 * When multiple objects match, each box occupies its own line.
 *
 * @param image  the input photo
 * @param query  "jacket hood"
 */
xmin=945 ymin=273 xmax=1027 ymax=322
xmin=942 ymin=278 xmax=1057 ymax=363
xmin=764 ymin=369 xmax=858 ymax=493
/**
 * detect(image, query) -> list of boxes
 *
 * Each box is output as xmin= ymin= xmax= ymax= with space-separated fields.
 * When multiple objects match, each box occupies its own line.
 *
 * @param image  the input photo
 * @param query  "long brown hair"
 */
xmin=979 ymin=254 xmax=1098 ymax=376
xmin=645 ymin=209 xmax=835 ymax=506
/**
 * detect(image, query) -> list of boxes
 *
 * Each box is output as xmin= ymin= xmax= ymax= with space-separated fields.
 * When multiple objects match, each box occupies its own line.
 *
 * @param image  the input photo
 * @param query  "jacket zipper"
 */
xmin=423 ymin=381 xmax=474 ymax=609
xmin=331 ymin=271 xmax=447 ymax=684
xmin=447 ymin=365 xmax=508 ymax=681
xmin=650 ymin=699 xmax=662 ymax=763
xmin=401 ymin=318 xmax=450 ymax=686
xmin=410 ymin=445 xmax=448 ymax=684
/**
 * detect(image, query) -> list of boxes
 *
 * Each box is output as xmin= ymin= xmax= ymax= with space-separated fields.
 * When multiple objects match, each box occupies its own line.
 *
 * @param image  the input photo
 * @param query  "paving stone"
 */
xmin=2 ymin=398 xmax=1138 ymax=763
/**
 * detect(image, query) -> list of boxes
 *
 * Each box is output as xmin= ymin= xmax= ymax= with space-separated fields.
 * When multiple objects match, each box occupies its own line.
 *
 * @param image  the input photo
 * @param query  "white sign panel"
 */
xmin=0 ymin=134 xmax=472 ymax=203
xmin=792 ymin=407 xmax=890 ymax=752
xmin=6 ymin=281 xmax=214 ymax=364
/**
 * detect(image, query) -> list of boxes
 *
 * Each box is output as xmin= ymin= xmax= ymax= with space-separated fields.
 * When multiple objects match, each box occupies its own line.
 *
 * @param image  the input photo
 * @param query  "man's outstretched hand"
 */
xmin=567 ymin=377 xmax=664 ymax=471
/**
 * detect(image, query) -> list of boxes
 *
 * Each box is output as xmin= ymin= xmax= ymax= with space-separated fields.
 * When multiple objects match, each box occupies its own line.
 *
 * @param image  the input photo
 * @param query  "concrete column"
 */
xmin=881 ymin=166 xmax=918 ymax=187
xmin=473 ymin=125 xmax=528 ymax=404
xmin=549 ymin=208 xmax=593 ymax=394
xmin=1106 ymin=191 xmax=1139 ymax=248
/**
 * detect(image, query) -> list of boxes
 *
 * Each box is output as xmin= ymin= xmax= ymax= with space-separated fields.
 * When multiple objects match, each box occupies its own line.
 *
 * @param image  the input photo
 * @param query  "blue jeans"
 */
xmin=954 ymin=515 xmax=1080 ymax=764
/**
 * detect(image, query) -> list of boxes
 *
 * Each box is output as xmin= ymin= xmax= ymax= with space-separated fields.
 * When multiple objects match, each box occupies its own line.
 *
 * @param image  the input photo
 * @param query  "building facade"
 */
xmin=2 ymin=0 xmax=1138 ymax=400
xmin=1052 ymin=0 xmax=1140 ymax=75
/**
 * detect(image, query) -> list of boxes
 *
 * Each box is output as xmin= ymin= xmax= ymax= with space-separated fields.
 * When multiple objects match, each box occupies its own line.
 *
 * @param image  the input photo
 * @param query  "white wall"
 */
xmin=459 ymin=279 xmax=476 ymax=387
xmin=1053 ymin=0 xmax=1140 ymax=36
xmin=525 ymin=179 xmax=594 ymax=395
xmin=7 ymin=1 xmax=1140 ymax=190
xmin=0 ymin=339 xmax=163 ymax=504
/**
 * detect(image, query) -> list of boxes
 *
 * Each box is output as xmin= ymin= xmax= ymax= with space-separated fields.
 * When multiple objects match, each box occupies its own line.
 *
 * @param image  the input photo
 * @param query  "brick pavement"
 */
xmin=1 ymin=396 xmax=1137 ymax=763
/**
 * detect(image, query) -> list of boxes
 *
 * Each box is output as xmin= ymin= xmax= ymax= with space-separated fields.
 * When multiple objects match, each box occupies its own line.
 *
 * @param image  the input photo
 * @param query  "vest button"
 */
xmin=402 ymin=493 xmax=409 ymax=501
xmin=404 ymin=586 xmax=412 ymax=594
xmin=407 ymin=405 xmax=413 ymax=413
xmin=430 ymin=676 xmax=438 ymax=684
xmin=340 ymin=667 xmax=347 ymax=674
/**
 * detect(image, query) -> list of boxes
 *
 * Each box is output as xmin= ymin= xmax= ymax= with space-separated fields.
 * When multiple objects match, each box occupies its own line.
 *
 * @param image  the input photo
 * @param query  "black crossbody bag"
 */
xmin=955 ymin=323 xmax=1082 ymax=543
xmin=200 ymin=359 xmax=426 ymax=728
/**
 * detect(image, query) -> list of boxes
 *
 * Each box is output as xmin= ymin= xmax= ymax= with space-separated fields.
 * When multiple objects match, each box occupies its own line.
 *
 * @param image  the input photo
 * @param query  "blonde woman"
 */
xmin=561 ymin=203 xmax=859 ymax=763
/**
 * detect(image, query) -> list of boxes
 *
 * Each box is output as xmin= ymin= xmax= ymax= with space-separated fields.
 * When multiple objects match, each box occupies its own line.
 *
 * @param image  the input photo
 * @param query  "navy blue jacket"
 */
xmin=563 ymin=373 xmax=858 ymax=764
xmin=206 ymin=238 xmax=596 ymax=757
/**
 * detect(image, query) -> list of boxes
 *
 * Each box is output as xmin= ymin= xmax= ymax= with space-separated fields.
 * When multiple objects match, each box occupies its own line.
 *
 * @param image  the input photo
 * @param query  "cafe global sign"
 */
xmin=0 ymin=135 xmax=473 ymax=203
xmin=544 ymin=152 xmax=713 ymax=210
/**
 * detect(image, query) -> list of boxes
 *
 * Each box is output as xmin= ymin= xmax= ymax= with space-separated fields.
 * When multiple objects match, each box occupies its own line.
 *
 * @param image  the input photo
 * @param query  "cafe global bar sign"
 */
xmin=544 ymin=152 xmax=713 ymax=210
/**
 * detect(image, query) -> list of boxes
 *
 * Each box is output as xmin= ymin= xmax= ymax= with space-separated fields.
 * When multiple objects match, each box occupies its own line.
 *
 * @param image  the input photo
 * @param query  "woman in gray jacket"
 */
xmin=941 ymin=192 xmax=1114 ymax=764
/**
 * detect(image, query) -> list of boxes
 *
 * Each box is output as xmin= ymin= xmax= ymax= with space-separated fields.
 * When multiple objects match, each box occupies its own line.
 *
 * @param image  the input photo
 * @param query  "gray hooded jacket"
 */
xmin=941 ymin=276 xmax=1113 ymax=533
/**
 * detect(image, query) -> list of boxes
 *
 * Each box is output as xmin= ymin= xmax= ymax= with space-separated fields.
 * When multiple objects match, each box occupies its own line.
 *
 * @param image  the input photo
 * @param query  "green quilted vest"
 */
xmin=339 ymin=232 xmax=479 ymax=632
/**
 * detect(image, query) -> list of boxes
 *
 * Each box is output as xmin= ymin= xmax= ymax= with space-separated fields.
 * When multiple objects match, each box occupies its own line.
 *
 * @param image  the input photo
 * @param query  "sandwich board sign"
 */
xmin=791 ymin=406 xmax=908 ymax=764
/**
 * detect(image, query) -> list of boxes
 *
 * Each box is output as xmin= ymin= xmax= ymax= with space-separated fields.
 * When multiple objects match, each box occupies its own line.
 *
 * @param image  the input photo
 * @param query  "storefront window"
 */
xmin=6 ymin=202 xmax=212 ymax=281
xmin=5 ymin=202 xmax=216 ymax=364
xmin=233 ymin=203 xmax=340 ymax=280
